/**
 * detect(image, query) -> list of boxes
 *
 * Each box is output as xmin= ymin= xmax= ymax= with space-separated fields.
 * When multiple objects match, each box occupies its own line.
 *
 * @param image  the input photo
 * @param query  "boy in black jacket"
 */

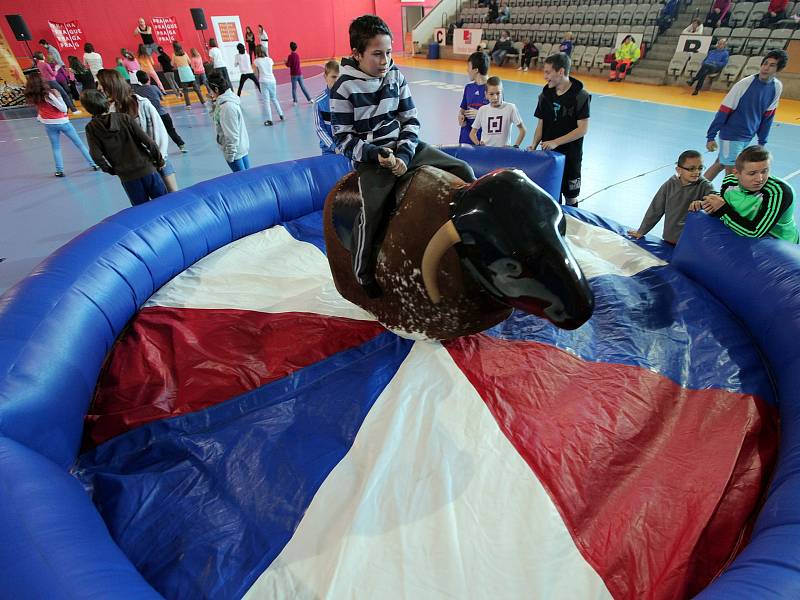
xmin=527 ymin=52 xmax=590 ymax=207
xmin=81 ymin=89 xmax=167 ymax=206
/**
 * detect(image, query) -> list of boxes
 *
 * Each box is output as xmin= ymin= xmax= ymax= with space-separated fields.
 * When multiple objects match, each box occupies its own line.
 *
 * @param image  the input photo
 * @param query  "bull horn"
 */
xmin=422 ymin=220 xmax=462 ymax=304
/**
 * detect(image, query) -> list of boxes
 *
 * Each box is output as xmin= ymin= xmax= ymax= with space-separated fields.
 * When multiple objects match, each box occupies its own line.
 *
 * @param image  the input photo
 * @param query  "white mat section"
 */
xmin=242 ymin=342 xmax=612 ymax=600
xmin=146 ymin=216 xmax=664 ymax=320
xmin=565 ymin=215 xmax=667 ymax=279
xmin=145 ymin=226 xmax=373 ymax=320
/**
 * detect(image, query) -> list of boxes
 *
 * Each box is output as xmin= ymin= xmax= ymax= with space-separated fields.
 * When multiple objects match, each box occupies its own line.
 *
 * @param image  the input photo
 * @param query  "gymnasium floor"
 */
xmin=1 ymin=57 xmax=799 ymax=294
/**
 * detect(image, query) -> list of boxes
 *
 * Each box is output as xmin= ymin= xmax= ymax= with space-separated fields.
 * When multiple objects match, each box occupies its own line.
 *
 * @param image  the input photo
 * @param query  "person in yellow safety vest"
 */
xmin=609 ymin=35 xmax=641 ymax=82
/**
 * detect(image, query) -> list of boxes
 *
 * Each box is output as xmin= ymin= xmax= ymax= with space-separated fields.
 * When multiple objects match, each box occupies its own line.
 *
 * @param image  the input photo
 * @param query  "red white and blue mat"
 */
xmin=75 ymin=211 xmax=778 ymax=600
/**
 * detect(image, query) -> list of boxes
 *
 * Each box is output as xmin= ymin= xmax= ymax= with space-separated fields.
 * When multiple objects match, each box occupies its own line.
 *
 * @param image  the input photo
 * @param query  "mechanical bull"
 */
xmin=323 ymin=164 xmax=594 ymax=340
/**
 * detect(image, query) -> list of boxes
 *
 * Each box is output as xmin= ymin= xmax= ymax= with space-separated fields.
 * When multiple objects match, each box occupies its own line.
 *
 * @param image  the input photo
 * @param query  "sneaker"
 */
xmin=686 ymin=79 xmax=694 ymax=86
xmin=264 ymin=120 xmax=273 ymax=126
xmin=185 ymin=105 xmax=192 ymax=110
xmin=517 ymin=66 xmax=523 ymax=70
xmin=179 ymin=145 xmax=188 ymax=153
xmin=523 ymin=67 xmax=528 ymax=72
xmin=279 ymin=114 xmax=285 ymax=121
xmin=54 ymin=171 xmax=64 ymax=177
xmin=691 ymin=89 xmax=699 ymax=96
xmin=91 ymin=165 xmax=100 ymax=171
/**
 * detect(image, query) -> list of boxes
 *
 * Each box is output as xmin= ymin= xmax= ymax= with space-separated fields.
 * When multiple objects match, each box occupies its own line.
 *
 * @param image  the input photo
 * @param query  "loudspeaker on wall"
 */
xmin=190 ymin=8 xmax=208 ymax=31
xmin=5 ymin=14 xmax=32 ymax=41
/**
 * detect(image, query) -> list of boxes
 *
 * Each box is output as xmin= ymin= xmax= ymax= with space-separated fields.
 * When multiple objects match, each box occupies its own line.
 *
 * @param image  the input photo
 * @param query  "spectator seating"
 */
xmin=712 ymin=26 xmax=732 ymax=39
xmin=744 ymin=27 xmax=772 ymax=53
xmin=728 ymin=2 xmax=754 ymax=27
xmin=741 ymin=54 xmax=764 ymax=76
xmin=571 ymin=45 xmax=586 ymax=65
xmin=684 ymin=52 xmax=707 ymax=79
xmin=766 ymin=28 xmax=792 ymax=50
xmin=747 ymin=1 xmax=771 ymax=27
xmin=668 ymin=51 xmax=692 ymax=77
xmin=727 ymin=27 xmax=752 ymax=53
xmin=593 ymin=46 xmax=614 ymax=71
xmin=580 ymin=45 xmax=600 ymax=69
xmin=720 ymin=54 xmax=748 ymax=84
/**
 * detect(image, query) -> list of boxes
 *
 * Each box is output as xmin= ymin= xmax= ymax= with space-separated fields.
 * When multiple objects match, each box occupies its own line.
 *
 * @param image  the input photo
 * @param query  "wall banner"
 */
xmin=48 ymin=20 xmax=84 ymax=51
xmin=152 ymin=17 xmax=182 ymax=43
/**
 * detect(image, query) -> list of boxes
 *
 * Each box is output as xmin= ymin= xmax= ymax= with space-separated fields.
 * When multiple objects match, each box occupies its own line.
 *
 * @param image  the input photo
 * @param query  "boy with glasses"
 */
xmin=628 ymin=150 xmax=714 ymax=245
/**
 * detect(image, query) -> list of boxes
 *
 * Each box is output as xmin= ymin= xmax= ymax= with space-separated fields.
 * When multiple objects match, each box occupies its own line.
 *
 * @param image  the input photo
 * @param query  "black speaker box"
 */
xmin=190 ymin=8 xmax=208 ymax=31
xmin=5 ymin=14 xmax=32 ymax=41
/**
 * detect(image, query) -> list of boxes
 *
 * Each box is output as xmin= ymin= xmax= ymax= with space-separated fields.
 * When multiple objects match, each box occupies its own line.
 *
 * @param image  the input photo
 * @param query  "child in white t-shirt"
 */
xmin=234 ymin=43 xmax=261 ymax=96
xmin=470 ymin=76 xmax=526 ymax=148
xmin=253 ymin=45 xmax=284 ymax=126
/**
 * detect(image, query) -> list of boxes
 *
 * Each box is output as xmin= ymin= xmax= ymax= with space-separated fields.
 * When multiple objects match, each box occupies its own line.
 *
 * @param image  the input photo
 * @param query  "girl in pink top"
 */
xmin=189 ymin=48 xmax=209 ymax=94
xmin=120 ymin=49 xmax=140 ymax=79
xmin=33 ymin=51 xmax=78 ymax=112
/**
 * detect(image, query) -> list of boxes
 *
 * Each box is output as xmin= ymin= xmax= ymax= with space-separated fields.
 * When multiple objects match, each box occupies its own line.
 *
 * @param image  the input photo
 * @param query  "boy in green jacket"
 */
xmin=692 ymin=145 xmax=799 ymax=243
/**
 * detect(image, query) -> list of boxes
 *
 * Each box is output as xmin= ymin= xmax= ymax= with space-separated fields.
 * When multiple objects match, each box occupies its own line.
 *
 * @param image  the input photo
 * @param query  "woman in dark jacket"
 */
xmin=156 ymin=46 xmax=181 ymax=97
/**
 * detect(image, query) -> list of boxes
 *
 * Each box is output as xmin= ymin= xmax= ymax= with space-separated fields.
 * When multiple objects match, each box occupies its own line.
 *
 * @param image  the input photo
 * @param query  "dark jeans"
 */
xmin=760 ymin=11 xmax=786 ymax=27
xmin=121 ymin=171 xmax=167 ymax=206
xmin=691 ymin=64 xmax=723 ymax=91
xmin=160 ymin=113 xmax=184 ymax=147
xmin=180 ymin=79 xmax=206 ymax=106
xmin=291 ymin=75 xmax=311 ymax=102
xmin=351 ymin=142 xmax=476 ymax=285
xmin=227 ymin=154 xmax=250 ymax=172
xmin=492 ymin=49 xmax=509 ymax=65
xmin=521 ymin=51 xmax=538 ymax=68
xmin=237 ymin=73 xmax=261 ymax=96
xmin=704 ymin=10 xmax=723 ymax=27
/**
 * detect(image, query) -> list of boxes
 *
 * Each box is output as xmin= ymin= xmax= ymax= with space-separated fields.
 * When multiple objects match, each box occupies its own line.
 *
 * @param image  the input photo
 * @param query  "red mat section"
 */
xmin=86 ymin=306 xmax=384 ymax=447
xmin=446 ymin=334 xmax=778 ymax=600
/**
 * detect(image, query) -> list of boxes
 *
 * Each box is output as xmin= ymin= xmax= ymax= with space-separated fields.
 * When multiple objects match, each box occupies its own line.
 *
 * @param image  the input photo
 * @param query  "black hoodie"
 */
xmin=534 ymin=76 xmax=591 ymax=156
xmin=85 ymin=112 xmax=163 ymax=182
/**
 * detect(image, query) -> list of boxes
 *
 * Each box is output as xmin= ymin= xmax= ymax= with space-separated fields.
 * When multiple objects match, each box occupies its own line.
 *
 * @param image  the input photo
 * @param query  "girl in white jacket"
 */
xmin=96 ymin=68 xmax=178 ymax=192
xmin=208 ymin=73 xmax=250 ymax=171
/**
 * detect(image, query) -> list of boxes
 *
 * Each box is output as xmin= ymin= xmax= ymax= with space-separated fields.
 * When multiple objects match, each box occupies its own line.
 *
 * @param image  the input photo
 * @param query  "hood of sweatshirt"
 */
xmin=339 ymin=56 xmax=397 ymax=82
xmin=216 ymin=89 xmax=241 ymax=108
xmin=89 ymin=112 xmax=127 ymax=134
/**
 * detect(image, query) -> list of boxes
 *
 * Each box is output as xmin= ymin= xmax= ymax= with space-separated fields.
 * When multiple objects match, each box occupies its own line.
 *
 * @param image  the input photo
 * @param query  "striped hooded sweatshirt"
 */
xmin=329 ymin=57 xmax=420 ymax=166
xmin=716 ymin=174 xmax=798 ymax=243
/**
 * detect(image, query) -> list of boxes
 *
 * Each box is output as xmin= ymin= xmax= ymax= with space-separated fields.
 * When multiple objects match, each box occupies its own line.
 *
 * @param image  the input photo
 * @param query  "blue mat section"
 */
xmin=74 ymin=332 xmax=413 ymax=600
xmin=283 ymin=211 xmax=326 ymax=254
xmin=485 ymin=266 xmax=773 ymax=402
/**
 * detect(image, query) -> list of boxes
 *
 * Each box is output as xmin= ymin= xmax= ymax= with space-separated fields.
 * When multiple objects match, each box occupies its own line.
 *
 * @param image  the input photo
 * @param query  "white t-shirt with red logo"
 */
xmin=472 ymin=102 xmax=523 ymax=147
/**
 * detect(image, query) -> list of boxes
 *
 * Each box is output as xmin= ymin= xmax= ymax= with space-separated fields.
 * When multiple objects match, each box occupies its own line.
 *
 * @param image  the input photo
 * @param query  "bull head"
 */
xmin=422 ymin=169 xmax=594 ymax=330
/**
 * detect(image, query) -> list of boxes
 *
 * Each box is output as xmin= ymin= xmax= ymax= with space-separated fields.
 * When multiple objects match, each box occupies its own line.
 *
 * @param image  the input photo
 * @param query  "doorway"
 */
xmin=402 ymin=6 xmax=425 ymax=51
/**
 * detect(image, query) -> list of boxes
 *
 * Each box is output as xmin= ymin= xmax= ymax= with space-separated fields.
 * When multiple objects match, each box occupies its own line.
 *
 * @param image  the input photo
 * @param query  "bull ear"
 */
xmin=422 ymin=220 xmax=461 ymax=304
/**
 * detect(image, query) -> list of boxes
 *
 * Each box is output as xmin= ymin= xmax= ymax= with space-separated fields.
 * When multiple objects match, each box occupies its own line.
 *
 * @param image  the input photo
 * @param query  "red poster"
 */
xmin=47 ymin=20 xmax=84 ymax=51
xmin=151 ymin=16 xmax=182 ymax=43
